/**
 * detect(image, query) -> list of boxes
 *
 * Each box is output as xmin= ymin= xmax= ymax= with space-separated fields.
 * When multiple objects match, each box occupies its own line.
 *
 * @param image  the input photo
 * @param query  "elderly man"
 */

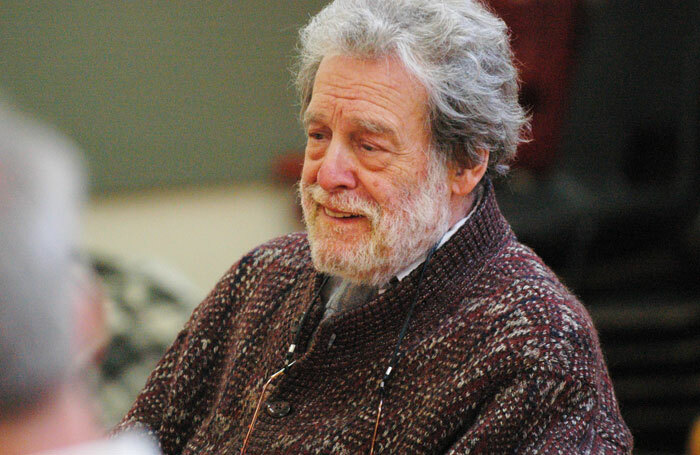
xmin=0 ymin=105 xmax=160 ymax=455
xmin=118 ymin=0 xmax=632 ymax=453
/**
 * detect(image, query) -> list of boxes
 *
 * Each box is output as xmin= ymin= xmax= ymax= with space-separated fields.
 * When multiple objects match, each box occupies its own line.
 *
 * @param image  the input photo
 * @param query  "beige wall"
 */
xmin=83 ymin=183 xmax=302 ymax=299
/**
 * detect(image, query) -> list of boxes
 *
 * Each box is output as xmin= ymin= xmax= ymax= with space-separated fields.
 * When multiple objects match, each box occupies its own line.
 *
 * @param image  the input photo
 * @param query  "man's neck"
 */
xmin=448 ymin=185 xmax=479 ymax=228
xmin=0 ymin=384 xmax=102 ymax=455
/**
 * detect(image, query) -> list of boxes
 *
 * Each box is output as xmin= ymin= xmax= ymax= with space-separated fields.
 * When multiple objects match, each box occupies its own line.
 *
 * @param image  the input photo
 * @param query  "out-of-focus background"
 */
xmin=1 ymin=1 xmax=698 ymax=453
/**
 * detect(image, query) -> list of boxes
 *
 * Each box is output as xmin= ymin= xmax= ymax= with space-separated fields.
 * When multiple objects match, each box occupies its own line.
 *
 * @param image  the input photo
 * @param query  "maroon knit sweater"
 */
xmin=117 ymin=185 xmax=633 ymax=454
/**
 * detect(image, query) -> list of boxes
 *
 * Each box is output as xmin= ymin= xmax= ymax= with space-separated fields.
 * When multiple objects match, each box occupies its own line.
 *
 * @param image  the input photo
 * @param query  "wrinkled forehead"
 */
xmin=304 ymin=54 xmax=431 ymax=136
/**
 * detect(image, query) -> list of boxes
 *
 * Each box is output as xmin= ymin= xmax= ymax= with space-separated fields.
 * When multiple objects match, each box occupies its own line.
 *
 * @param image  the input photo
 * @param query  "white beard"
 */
xmin=299 ymin=155 xmax=452 ymax=286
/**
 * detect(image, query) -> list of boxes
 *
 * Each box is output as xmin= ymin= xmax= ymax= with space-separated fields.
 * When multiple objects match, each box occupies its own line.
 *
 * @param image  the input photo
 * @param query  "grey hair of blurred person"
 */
xmin=295 ymin=0 xmax=528 ymax=176
xmin=0 ymin=104 xmax=85 ymax=414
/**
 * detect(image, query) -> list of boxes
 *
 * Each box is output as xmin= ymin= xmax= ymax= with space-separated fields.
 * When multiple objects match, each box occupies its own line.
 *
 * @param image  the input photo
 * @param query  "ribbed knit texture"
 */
xmin=116 ymin=183 xmax=633 ymax=454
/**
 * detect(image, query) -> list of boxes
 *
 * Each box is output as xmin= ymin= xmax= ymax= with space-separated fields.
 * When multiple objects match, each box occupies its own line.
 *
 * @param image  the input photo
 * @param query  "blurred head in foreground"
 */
xmin=0 ymin=104 xmax=158 ymax=454
xmin=0 ymin=103 xmax=85 ymax=414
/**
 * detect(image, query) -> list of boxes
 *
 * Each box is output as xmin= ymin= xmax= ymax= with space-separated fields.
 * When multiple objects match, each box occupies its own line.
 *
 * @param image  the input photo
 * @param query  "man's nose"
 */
xmin=317 ymin=141 xmax=357 ymax=192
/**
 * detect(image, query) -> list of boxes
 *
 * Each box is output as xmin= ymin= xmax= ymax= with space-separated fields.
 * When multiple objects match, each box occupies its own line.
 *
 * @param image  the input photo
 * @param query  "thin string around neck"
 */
xmin=381 ymin=241 xmax=439 ymax=395
xmin=284 ymin=274 xmax=330 ymax=371
xmin=371 ymin=241 xmax=439 ymax=455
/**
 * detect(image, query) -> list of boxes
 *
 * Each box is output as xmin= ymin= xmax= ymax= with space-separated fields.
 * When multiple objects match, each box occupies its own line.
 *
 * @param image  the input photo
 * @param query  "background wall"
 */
xmin=83 ymin=183 xmax=300 ymax=296
xmin=1 ymin=0 xmax=326 ymax=193
xmin=2 ymin=0 xmax=328 ymax=296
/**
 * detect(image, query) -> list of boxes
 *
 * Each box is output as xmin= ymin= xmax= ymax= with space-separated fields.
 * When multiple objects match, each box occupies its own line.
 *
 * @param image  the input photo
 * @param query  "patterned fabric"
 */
xmin=116 ymin=182 xmax=633 ymax=454
xmin=92 ymin=255 xmax=200 ymax=427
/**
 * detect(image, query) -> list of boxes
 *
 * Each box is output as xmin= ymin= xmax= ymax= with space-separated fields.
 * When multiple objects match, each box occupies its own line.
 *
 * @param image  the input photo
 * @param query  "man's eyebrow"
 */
xmin=352 ymin=117 xmax=395 ymax=136
xmin=303 ymin=111 xmax=326 ymax=129
xmin=303 ymin=111 xmax=398 ymax=141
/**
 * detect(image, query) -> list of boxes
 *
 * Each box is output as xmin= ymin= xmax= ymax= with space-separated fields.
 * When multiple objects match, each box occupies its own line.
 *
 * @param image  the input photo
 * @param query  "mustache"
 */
xmin=301 ymin=183 xmax=381 ymax=221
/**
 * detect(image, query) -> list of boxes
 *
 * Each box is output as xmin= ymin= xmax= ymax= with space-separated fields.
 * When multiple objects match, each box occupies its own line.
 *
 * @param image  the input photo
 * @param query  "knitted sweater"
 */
xmin=116 ymin=185 xmax=633 ymax=454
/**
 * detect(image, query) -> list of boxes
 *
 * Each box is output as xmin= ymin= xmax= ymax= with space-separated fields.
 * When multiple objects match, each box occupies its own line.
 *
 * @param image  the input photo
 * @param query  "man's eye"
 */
xmin=309 ymin=132 xmax=325 ymax=141
xmin=361 ymin=143 xmax=376 ymax=152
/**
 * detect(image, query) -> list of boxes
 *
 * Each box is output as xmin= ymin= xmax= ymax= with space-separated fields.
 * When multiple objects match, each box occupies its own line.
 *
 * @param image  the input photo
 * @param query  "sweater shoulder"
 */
xmin=466 ymin=237 xmax=603 ymax=381
xmin=486 ymin=236 xmax=580 ymax=311
xmin=185 ymin=232 xmax=311 ymax=327
xmin=237 ymin=231 xmax=311 ymax=273
xmin=215 ymin=232 xmax=311 ymax=286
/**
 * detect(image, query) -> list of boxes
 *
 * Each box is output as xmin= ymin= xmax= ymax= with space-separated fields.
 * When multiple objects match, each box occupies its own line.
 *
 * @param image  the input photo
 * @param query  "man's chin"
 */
xmin=309 ymin=239 xmax=362 ymax=268
xmin=309 ymin=241 xmax=400 ymax=286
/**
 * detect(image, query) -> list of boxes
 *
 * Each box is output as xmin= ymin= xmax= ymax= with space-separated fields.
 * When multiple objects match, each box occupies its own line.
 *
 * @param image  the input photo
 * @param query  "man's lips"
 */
xmin=321 ymin=205 xmax=362 ymax=219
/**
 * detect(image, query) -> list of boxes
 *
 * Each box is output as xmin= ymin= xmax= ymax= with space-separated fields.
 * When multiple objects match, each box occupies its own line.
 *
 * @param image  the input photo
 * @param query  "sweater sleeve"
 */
xmin=113 ymin=258 xmax=246 ymax=455
xmin=444 ymin=363 xmax=632 ymax=455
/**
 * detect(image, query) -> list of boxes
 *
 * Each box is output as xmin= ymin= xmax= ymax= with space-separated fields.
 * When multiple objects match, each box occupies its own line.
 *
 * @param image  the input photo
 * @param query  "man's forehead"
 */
xmin=312 ymin=56 xmax=426 ymax=105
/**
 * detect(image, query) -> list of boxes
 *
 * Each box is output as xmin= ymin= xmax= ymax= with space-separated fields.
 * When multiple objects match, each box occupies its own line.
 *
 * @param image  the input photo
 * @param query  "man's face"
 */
xmin=300 ymin=54 xmax=451 ymax=286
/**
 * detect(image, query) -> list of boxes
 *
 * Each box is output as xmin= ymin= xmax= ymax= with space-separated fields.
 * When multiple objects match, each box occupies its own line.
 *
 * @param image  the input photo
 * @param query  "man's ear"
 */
xmin=448 ymin=148 xmax=489 ymax=196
